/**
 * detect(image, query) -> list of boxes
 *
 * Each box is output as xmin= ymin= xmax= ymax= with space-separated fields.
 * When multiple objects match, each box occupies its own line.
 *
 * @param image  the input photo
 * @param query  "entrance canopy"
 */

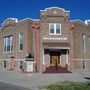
xmin=42 ymin=42 xmax=70 ymax=49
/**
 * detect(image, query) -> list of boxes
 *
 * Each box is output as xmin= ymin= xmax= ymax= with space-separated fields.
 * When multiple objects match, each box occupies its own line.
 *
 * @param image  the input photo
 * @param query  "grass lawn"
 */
xmin=40 ymin=81 xmax=90 ymax=90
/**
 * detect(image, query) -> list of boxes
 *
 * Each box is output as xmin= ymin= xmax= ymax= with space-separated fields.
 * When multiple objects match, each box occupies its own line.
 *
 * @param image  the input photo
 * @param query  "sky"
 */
xmin=0 ymin=0 xmax=90 ymax=24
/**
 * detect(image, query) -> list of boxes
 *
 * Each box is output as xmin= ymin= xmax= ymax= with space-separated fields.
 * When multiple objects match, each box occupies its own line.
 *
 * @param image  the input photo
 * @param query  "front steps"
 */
xmin=43 ymin=66 xmax=71 ymax=73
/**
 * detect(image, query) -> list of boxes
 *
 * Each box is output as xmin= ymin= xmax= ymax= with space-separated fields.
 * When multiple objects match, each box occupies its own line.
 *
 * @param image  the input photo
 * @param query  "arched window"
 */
xmin=82 ymin=34 xmax=86 ymax=52
xmin=19 ymin=33 xmax=24 ymax=51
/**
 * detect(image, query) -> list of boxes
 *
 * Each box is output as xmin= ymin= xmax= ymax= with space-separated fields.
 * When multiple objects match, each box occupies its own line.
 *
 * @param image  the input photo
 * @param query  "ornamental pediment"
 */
xmin=40 ymin=7 xmax=70 ymax=18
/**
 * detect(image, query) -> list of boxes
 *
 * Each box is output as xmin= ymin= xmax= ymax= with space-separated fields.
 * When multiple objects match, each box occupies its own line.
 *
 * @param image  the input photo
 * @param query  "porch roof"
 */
xmin=42 ymin=42 xmax=70 ymax=49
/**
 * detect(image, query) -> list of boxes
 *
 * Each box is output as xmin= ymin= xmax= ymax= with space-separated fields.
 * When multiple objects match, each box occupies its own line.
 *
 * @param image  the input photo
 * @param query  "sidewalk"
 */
xmin=0 ymin=69 xmax=89 ymax=90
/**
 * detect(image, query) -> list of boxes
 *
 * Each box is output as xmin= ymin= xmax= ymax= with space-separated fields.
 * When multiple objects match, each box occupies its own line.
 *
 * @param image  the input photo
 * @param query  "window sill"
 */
xmin=19 ymin=50 xmax=23 ymax=52
xmin=3 ymin=51 xmax=13 ymax=54
xmin=49 ymin=33 xmax=61 ymax=35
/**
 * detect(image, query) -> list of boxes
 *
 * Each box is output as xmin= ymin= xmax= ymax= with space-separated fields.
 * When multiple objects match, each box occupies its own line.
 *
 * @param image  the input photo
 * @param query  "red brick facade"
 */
xmin=0 ymin=7 xmax=90 ymax=73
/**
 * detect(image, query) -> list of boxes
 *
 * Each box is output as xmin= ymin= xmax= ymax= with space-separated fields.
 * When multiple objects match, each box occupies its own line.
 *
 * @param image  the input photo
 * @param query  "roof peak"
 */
xmin=40 ymin=6 xmax=70 ymax=12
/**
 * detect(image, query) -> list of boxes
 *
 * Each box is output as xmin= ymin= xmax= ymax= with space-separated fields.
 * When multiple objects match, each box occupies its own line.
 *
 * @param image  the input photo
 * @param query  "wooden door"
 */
xmin=50 ymin=51 xmax=60 ymax=66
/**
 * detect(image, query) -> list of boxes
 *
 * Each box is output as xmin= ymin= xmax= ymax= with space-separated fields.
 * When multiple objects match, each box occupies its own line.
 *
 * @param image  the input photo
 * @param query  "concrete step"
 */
xmin=43 ymin=66 xmax=71 ymax=73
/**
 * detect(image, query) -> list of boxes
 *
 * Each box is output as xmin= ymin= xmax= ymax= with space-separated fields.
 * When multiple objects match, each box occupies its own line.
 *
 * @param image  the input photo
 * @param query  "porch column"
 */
xmin=43 ymin=49 xmax=45 ymax=65
xmin=66 ymin=50 xmax=69 ymax=64
xmin=60 ymin=55 xmax=61 ymax=66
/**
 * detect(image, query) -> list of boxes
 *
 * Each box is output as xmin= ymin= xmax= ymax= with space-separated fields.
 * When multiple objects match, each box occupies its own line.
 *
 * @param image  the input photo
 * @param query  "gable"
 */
xmin=2 ymin=18 xmax=18 ymax=27
xmin=40 ymin=7 xmax=70 ymax=18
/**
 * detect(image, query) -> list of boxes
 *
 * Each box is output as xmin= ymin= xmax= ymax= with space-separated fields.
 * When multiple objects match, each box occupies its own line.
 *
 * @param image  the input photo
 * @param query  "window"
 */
xmin=20 ymin=61 xmax=23 ymax=69
xmin=82 ymin=60 xmax=86 ymax=69
xmin=3 ymin=60 xmax=7 ymax=68
xmin=49 ymin=23 xmax=61 ymax=35
xmin=19 ymin=33 xmax=24 ymax=51
xmin=4 ymin=36 xmax=13 ymax=52
xmin=56 ymin=24 xmax=60 ymax=34
xmin=50 ymin=23 xmax=54 ymax=33
xmin=82 ymin=34 xmax=86 ymax=52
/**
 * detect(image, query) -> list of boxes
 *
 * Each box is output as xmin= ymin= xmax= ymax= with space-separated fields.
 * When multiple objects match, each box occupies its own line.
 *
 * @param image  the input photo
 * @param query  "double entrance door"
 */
xmin=50 ymin=51 xmax=60 ymax=66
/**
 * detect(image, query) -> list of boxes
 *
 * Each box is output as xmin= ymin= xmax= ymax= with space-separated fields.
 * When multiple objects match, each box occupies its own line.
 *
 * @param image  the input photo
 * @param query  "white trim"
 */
xmin=83 ymin=34 xmax=86 ymax=52
xmin=4 ymin=38 xmax=6 ymax=52
xmin=19 ymin=33 xmax=20 ymax=51
xmin=70 ymin=19 xmax=90 ymax=25
xmin=70 ymin=19 xmax=83 ymax=22
xmin=1 ymin=18 xmax=18 ymax=26
xmin=85 ymin=20 xmax=88 ymax=25
xmin=0 ymin=59 xmax=25 ymax=61
xmin=43 ymin=49 xmax=45 ymax=65
xmin=85 ymin=20 xmax=90 ymax=25
xmin=40 ymin=7 xmax=70 ymax=13
xmin=1 ymin=18 xmax=40 ymax=28
xmin=49 ymin=23 xmax=61 ymax=35
xmin=15 ymin=59 xmax=25 ymax=61
xmin=32 ymin=19 xmax=40 ymax=21
xmin=18 ymin=18 xmax=40 ymax=23
xmin=60 ymin=55 xmax=61 ymax=66
xmin=3 ymin=51 xmax=13 ymax=54
xmin=44 ymin=46 xmax=70 ymax=49
xmin=19 ymin=33 xmax=24 ymax=51
xmin=10 ymin=36 xmax=12 ymax=51
xmin=18 ymin=18 xmax=33 ymax=23
xmin=3 ymin=36 xmax=13 ymax=53
xmin=85 ymin=20 xmax=90 ymax=22
xmin=66 ymin=51 xmax=68 ymax=64
xmin=70 ymin=19 xmax=85 ymax=24
xmin=43 ymin=38 xmax=67 ymax=40
xmin=0 ymin=59 xmax=11 ymax=61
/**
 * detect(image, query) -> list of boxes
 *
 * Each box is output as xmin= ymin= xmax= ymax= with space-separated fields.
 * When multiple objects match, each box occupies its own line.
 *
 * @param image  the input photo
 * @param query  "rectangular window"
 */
xmin=56 ymin=24 xmax=61 ymax=34
xmin=4 ymin=36 xmax=13 ymax=52
xmin=3 ymin=60 xmax=7 ymax=68
xmin=50 ymin=23 xmax=54 ymax=34
xmin=82 ymin=60 xmax=86 ymax=69
xmin=19 ymin=33 xmax=24 ymax=51
xmin=20 ymin=61 xmax=23 ymax=69
xmin=82 ymin=34 xmax=86 ymax=52
xmin=49 ymin=23 xmax=61 ymax=35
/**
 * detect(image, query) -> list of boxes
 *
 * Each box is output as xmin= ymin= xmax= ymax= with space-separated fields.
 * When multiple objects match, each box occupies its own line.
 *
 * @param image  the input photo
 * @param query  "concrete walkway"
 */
xmin=0 ymin=82 xmax=31 ymax=90
xmin=0 ymin=69 xmax=89 ymax=90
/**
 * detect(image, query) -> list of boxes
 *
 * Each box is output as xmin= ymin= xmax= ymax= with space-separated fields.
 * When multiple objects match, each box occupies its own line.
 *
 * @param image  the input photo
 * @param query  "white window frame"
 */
xmin=49 ymin=23 xmax=61 ymax=35
xmin=3 ymin=36 xmax=13 ymax=53
xmin=19 ymin=32 xmax=24 ymax=51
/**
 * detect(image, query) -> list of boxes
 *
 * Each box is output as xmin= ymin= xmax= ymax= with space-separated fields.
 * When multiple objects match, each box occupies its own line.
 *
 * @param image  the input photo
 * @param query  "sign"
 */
xmin=27 ymin=61 xmax=33 ymax=72
xmin=43 ymin=38 xmax=67 ymax=40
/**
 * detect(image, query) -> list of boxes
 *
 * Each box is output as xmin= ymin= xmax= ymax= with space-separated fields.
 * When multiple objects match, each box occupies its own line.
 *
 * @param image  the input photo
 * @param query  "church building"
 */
xmin=0 ymin=7 xmax=90 ymax=73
